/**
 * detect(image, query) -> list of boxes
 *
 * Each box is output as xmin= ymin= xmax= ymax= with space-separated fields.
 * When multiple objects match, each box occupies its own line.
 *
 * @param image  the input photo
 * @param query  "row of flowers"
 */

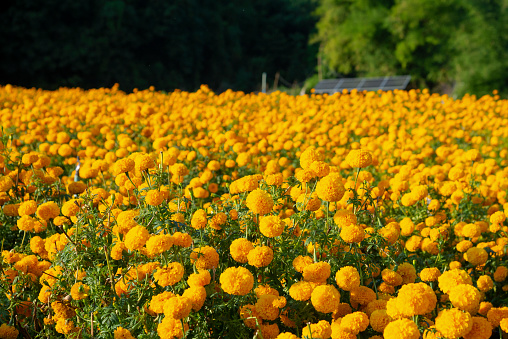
xmin=0 ymin=84 xmax=507 ymax=339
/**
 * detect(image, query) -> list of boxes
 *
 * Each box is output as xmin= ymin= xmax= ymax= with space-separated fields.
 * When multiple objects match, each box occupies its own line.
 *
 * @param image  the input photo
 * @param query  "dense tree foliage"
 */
xmin=315 ymin=0 xmax=508 ymax=97
xmin=0 ymin=0 xmax=318 ymax=92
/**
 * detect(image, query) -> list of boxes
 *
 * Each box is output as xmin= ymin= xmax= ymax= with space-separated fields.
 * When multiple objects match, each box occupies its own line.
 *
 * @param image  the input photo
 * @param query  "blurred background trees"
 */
xmin=1 ymin=0 xmax=507 ymax=97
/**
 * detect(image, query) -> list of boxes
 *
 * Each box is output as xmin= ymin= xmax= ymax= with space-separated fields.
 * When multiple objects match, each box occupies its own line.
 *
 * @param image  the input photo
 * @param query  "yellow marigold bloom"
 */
xmin=220 ymin=266 xmax=254 ymax=296
xmin=255 ymin=284 xmax=279 ymax=297
xmin=289 ymin=281 xmax=313 ymax=301
xmin=399 ymin=217 xmax=415 ymax=236
xmin=163 ymin=295 xmax=192 ymax=320
xmin=55 ymin=318 xmax=78 ymax=335
xmin=419 ymin=267 xmax=441 ymax=282
xmin=478 ymin=302 xmax=493 ymax=316
xmin=0 ymin=176 xmax=14 ymax=192
xmin=300 ymin=147 xmax=321 ymax=170
xmin=340 ymin=225 xmax=365 ymax=244
xmin=114 ymin=327 xmax=135 ymax=339
xmin=149 ymin=291 xmax=176 ymax=314
xmin=145 ymin=189 xmax=165 ymax=206
xmin=36 ymin=201 xmax=60 ymax=221
xmin=18 ymin=200 xmax=38 ymax=216
xmin=405 ymin=235 xmax=422 ymax=252
xmin=477 ymin=275 xmax=494 ymax=292
xmin=295 ymin=168 xmax=317 ymax=183
xmin=349 ymin=286 xmax=376 ymax=306
xmin=487 ymin=307 xmax=508 ymax=327
xmin=381 ymin=269 xmax=403 ymax=287
xmin=61 ymin=198 xmax=83 ymax=217
xmin=135 ymin=154 xmax=155 ymax=172
xmin=229 ymin=238 xmax=254 ymax=263
xmin=110 ymin=241 xmax=126 ymax=260
xmin=239 ymin=304 xmax=261 ymax=329
xmin=438 ymin=269 xmax=473 ymax=294
xmin=246 ymin=188 xmax=274 ymax=215
xmin=190 ymin=246 xmax=219 ymax=270
xmin=114 ymin=158 xmax=135 ymax=174
xmin=345 ymin=149 xmax=372 ymax=168
xmin=333 ymin=209 xmax=357 ymax=228
xmin=490 ymin=210 xmax=506 ymax=224
xmin=330 ymin=322 xmax=356 ymax=339
xmin=154 ymin=262 xmax=185 ymax=287
xmin=379 ymin=224 xmax=400 ymax=245
xmin=303 ymin=261 xmax=331 ymax=283
xmin=17 ymin=215 xmax=38 ymax=232
xmin=370 ymin=310 xmax=392 ymax=333
xmin=293 ymin=255 xmax=314 ymax=273
xmin=70 ymin=282 xmax=90 ymax=300
xmin=247 ymin=246 xmax=273 ymax=268
xmin=191 ymin=209 xmax=207 ymax=229
xmin=339 ymin=311 xmax=369 ymax=335
xmin=255 ymin=294 xmax=280 ymax=321
xmin=463 ymin=316 xmax=492 ymax=339
xmin=309 ymin=161 xmax=330 ymax=178
xmin=296 ymin=193 xmax=322 ymax=211
xmin=335 ymin=266 xmax=360 ymax=291
xmin=259 ymin=215 xmax=285 ymax=237
xmin=146 ymin=234 xmax=173 ymax=257
xmin=397 ymin=263 xmax=417 ymax=284
xmin=259 ymin=323 xmax=280 ymax=339
xmin=383 ymin=318 xmax=420 ymax=339
xmin=435 ymin=308 xmax=473 ymax=339
xmin=302 ymin=320 xmax=332 ymax=339
xmin=124 ymin=225 xmax=150 ymax=250
xmin=170 ymin=163 xmax=189 ymax=177
xmin=311 ymin=284 xmax=341 ymax=313
xmin=464 ymin=247 xmax=488 ymax=266
xmin=316 ymin=173 xmax=345 ymax=202
xmin=172 ymin=232 xmax=193 ymax=247
xmin=67 ymin=181 xmax=87 ymax=194
xmin=187 ymin=270 xmax=211 ymax=287
xmin=500 ymin=318 xmax=508 ymax=334
xmin=276 ymin=332 xmax=299 ymax=339
xmin=464 ymin=149 xmax=481 ymax=162
xmin=397 ymin=283 xmax=437 ymax=316
xmin=182 ymin=285 xmax=206 ymax=311
xmin=157 ymin=315 xmax=188 ymax=339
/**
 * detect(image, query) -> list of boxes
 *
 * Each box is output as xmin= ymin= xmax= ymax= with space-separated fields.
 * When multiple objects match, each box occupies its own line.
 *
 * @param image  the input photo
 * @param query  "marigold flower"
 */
xmin=114 ymin=158 xmax=135 ymax=174
xmin=182 ymin=285 xmax=207 ymax=311
xmin=0 ymin=176 xmax=14 ymax=192
xmin=396 ymin=283 xmax=437 ymax=317
xmin=335 ymin=266 xmax=360 ymax=291
xmin=191 ymin=209 xmax=208 ymax=229
xmin=463 ymin=316 xmax=492 ymax=339
xmin=259 ymin=323 xmax=280 ymax=339
xmin=220 ymin=266 xmax=254 ymax=296
xmin=70 ymin=282 xmax=90 ymax=300
xmin=163 ymin=295 xmax=192 ymax=320
xmin=289 ymin=281 xmax=313 ymax=301
xmin=18 ymin=200 xmax=38 ymax=216
xmin=339 ymin=311 xmax=369 ymax=334
xmin=311 ymin=284 xmax=341 ymax=313
xmin=340 ymin=225 xmax=365 ymax=243
xmin=172 ymin=232 xmax=193 ymax=247
xmin=124 ymin=225 xmax=150 ymax=250
xmin=190 ymin=246 xmax=219 ymax=270
xmin=113 ymin=327 xmax=135 ymax=339
xmin=36 ymin=201 xmax=60 ymax=221
xmin=157 ymin=315 xmax=188 ymax=339
xmin=145 ymin=189 xmax=165 ymax=206
xmin=246 ymin=188 xmax=274 ymax=215
xmin=255 ymin=294 xmax=280 ymax=321
xmin=477 ymin=275 xmax=494 ymax=292
xmin=239 ymin=304 xmax=261 ymax=329
xmin=316 ymin=173 xmax=345 ymax=202
xmin=300 ymin=147 xmax=321 ymax=170
xmin=259 ymin=215 xmax=285 ymax=237
xmin=381 ymin=269 xmax=403 ymax=287
xmin=370 ymin=310 xmax=392 ymax=333
xmin=333 ymin=209 xmax=357 ymax=228
xmin=154 ymin=262 xmax=185 ymax=287
xmin=293 ymin=255 xmax=313 ymax=273
xmin=464 ymin=247 xmax=488 ymax=266
xmin=383 ymin=318 xmax=420 ymax=339
xmin=438 ymin=269 xmax=473 ymax=294
xmin=435 ymin=308 xmax=473 ymax=338
xmin=486 ymin=306 xmax=508 ymax=327
xmin=247 ymin=246 xmax=273 ymax=268
xmin=149 ymin=291 xmax=176 ymax=314
xmin=145 ymin=234 xmax=173 ymax=257
xmin=345 ymin=149 xmax=372 ymax=168
xmin=302 ymin=320 xmax=332 ymax=339
xmin=419 ymin=267 xmax=441 ymax=282
xmin=303 ymin=261 xmax=331 ymax=283
xmin=349 ymin=286 xmax=376 ymax=306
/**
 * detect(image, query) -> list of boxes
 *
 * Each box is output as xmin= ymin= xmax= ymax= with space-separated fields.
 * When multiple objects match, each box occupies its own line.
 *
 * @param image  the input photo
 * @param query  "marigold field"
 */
xmin=1 ymin=84 xmax=508 ymax=339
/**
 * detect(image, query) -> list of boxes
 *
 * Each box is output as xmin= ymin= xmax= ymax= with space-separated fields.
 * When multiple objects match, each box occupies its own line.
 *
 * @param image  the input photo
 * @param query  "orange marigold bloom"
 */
xmin=220 ymin=266 xmax=254 ymax=296
xmin=383 ymin=318 xmax=420 ymax=339
xmin=246 ymin=188 xmax=274 ymax=215
xmin=435 ymin=308 xmax=473 ymax=339
xmin=230 ymin=238 xmax=254 ymax=263
xmin=335 ymin=266 xmax=360 ymax=291
xmin=247 ymin=246 xmax=273 ymax=268
xmin=345 ymin=149 xmax=372 ymax=168
xmin=315 ymin=173 xmax=345 ymax=202
xmin=311 ymin=284 xmax=341 ymax=313
xmin=190 ymin=246 xmax=219 ymax=270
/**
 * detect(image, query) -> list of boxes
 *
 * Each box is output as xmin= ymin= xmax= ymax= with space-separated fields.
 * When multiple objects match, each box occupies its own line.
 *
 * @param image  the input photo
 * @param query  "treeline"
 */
xmin=315 ymin=0 xmax=508 ymax=97
xmin=1 ymin=0 xmax=508 ymax=96
xmin=0 ymin=0 xmax=317 ymax=92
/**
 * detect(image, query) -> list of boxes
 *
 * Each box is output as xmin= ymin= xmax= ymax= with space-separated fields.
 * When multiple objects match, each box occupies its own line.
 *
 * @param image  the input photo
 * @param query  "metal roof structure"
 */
xmin=314 ymin=75 xmax=411 ymax=94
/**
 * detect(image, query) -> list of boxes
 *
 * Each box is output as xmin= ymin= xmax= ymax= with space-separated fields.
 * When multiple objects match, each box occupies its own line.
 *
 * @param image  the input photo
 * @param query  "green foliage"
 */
xmin=315 ymin=0 xmax=508 ymax=97
xmin=0 ymin=0 xmax=318 ymax=93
